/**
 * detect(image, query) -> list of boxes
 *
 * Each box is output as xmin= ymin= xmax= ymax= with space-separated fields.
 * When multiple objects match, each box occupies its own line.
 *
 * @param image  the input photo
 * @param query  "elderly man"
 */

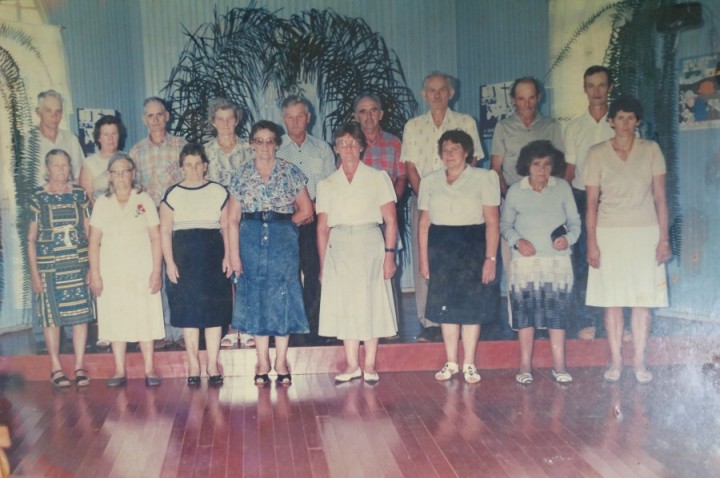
xmin=564 ymin=66 xmax=616 ymax=340
xmin=276 ymin=95 xmax=335 ymax=342
xmin=491 ymin=77 xmax=564 ymax=196
xmin=33 ymin=90 xmax=84 ymax=186
xmin=30 ymin=90 xmax=85 ymax=350
xmin=400 ymin=72 xmax=483 ymax=342
xmin=353 ymin=94 xmax=407 ymax=199
xmin=129 ymin=97 xmax=187 ymax=350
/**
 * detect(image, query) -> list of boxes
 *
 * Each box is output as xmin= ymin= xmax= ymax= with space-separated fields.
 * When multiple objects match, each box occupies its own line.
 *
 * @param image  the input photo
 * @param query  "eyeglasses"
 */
xmin=336 ymin=140 xmax=360 ymax=148
xmin=109 ymin=169 xmax=133 ymax=176
xmin=252 ymin=138 xmax=275 ymax=146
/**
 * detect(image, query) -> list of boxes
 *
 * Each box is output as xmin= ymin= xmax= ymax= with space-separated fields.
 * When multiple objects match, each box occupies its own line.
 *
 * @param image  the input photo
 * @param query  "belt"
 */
xmin=241 ymin=211 xmax=293 ymax=222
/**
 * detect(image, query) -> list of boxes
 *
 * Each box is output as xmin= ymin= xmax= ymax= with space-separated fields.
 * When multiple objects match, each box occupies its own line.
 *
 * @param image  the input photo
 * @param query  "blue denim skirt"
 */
xmin=232 ymin=219 xmax=309 ymax=336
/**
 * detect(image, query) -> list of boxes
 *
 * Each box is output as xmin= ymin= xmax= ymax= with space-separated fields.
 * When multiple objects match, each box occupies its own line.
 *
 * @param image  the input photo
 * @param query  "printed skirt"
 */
xmin=508 ymin=255 xmax=573 ymax=330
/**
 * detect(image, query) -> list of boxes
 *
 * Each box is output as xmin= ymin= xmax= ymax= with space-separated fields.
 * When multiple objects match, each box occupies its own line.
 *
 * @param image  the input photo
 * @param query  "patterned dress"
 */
xmin=30 ymin=185 xmax=95 ymax=327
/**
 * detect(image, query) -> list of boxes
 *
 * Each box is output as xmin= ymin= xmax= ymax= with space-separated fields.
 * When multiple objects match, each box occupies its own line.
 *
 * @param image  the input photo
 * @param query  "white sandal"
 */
xmin=463 ymin=364 xmax=481 ymax=384
xmin=238 ymin=333 xmax=256 ymax=348
xmin=220 ymin=333 xmax=238 ymax=348
xmin=435 ymin=362 xmax=459 ymax=381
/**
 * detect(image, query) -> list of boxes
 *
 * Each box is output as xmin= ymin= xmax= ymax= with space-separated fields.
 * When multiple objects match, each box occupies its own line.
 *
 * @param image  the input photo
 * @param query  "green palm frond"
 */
xmin=1 ymin=45 xmax=38 ymax=309
xmin=163 ymin=4 xmax=283 ymax=141
xmin=163 ymin=6 xmax=417 ymax=142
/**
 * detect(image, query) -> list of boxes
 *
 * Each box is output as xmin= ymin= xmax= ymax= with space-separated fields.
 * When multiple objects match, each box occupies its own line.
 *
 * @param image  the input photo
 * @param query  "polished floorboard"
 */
xmin=3 ymin=365 xmax=720 ymax=477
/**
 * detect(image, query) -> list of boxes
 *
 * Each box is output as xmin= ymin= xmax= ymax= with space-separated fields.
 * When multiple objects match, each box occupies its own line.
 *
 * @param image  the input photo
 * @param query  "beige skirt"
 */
xmin=586 ymin=225 xmax=668 ymax=307
xmin=318 ymin=224 xmax=397 ymax=340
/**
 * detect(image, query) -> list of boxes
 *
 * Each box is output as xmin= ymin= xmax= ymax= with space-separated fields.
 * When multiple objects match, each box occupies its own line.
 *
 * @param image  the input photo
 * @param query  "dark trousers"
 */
xmin=299 ymin=222 xmax=321 ymax=336
xmin=570 ymin=187 xmax=602 ymax=331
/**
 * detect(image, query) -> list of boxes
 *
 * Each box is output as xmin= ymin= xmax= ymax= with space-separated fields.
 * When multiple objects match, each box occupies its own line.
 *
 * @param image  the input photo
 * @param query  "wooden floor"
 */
xmin=2 ymin=364 xmax=720 ymax=477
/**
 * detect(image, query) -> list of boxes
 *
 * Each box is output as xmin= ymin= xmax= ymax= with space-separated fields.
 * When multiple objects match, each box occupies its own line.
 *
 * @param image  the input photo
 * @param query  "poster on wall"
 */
xmin=679 ymin=53 xmax=720 ymax=131
xmin=479 ymin=81 xmax=514 ymax=140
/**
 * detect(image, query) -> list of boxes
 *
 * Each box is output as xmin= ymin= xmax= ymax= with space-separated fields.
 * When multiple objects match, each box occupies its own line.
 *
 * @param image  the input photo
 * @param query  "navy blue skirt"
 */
xmin=167 ymin=229 xmax=232 ymax=328
xmin=425 ymin=224 xmax=500 ymax=325
xmin=232 ymin=219 xmax=309 ymax=336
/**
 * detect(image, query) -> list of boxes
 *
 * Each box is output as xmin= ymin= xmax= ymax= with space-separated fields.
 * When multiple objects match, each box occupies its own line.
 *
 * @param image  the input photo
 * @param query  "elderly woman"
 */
xmin=418 ymin=129 xmax=500 ymax=384
xmin=228 ymin=120 xmax=313 ymax=385
xmin=585 ymin=96 xmax=671 ymax=384
xmin=160 ymin=143 xmax=232 ymax=386
xmin=28 ymin=149 xmax=95 ymax=388
xmin=500 ymin=140 xmax=580 ymax=384
xmin=89 ymin=153 xmax=165 ymax=387
xmin=317 ymin=123 xmax=398 ymax=383
xmin=79 ymin=115 xmax=126 ymax=202
xmin=204 ymin=97 xmax=255 ymax=350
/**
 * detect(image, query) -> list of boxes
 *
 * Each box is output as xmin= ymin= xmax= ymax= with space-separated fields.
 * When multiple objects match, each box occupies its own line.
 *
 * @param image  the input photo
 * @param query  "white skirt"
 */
xmin=318 ymin=224 xmax=397 ymax=340
xmin=586 ymin=226 xmax=668 ymax=307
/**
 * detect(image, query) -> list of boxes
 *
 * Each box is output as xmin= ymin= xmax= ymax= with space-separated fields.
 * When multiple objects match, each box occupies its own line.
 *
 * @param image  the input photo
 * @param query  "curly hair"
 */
xmin=516 ymin=140 xmax=566 ymax=177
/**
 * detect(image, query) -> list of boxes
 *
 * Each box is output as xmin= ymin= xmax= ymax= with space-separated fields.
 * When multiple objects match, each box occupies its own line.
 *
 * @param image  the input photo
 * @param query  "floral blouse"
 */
xmin=228 ymin=159 xmax=307 ymax=214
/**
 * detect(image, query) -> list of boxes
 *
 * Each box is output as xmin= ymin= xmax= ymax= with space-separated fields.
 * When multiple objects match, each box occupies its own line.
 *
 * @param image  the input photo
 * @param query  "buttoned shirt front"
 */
xmin=35 ymin=127 xmax=85 ymax=186
xmin=400 ymin=109 xmax=483 ymax=178
xmin=205 ymin=136 xmax=252 ymax=187
xmin=276 ymin=133 xmax=335 ymax=200
xmin=129 ymin=134 xmax=186 ymax=207
xmin=418 ymin=166 xmax=500 ymax=226
xmin=563 ymin=110 xmax=614 ymax=190
xmin=363 ymin=130 xmax=405 ymax=181
xmin=491 ymin=112 xmax=563 ymax=186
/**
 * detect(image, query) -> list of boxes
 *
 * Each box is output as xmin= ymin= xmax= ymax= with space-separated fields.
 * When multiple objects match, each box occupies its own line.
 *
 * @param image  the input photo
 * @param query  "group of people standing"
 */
xmin=28 ymin=63 xmax=671 ymax=389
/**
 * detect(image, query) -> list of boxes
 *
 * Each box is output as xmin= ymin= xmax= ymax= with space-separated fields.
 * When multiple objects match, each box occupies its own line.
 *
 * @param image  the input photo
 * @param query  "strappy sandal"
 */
xmin=515 ymin=372 xmax=534 ymax=385
xmin=50 ymin=370 xmax=71 ymax=389
xmin=276 ymin=373 xmax=292 ymax=385
xmin=254 ymin=373 xmax=271 ymax=385
xmin=551 ymin=370 xmax=573 ymax=383
xmin=220 ymin=333 xmax=238 ymax=348
xmin=74 ymin=369 xmax=90 ymax=387
xmin=435 ymin=362 xmax=459 ymax=381
xmin=463 ymin=364 xmax=481 ymax=384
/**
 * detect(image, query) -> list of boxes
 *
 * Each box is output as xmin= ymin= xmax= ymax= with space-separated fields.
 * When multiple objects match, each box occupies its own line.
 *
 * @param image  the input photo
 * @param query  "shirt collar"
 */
xmin=519 ymin=176 xmax=557 ymax=190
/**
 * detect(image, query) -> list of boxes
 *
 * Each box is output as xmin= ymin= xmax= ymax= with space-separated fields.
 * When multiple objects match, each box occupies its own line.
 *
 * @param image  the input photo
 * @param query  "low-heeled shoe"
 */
xmin=145 ymin=376 xmax=161 ymax=387
xmin=187 ymin=376 xmax=201 ymax=386
xmin=334 ymin=368 xmax=362 ymax=382
xmin=363 ymin=371 xmax=380 ymax=383
xmin=208 ymin=375 xmax=224 ymax=386
xmin=106 ymin=376 xmax=127 ymax=387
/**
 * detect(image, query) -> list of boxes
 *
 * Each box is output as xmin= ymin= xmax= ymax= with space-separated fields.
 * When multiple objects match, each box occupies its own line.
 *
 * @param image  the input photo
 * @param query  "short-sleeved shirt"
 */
xmin=500 ymin=177 xmax=581 ymax=257
xmin=400 ymin=109 xmax=483 ymax=178
xmin=90 ymin=190 xmax=160 ymax=232
xmin=205 ymin=136 xmax=252 ymax=187
xmin=563 ymin=110 xmax=615 ymax=190
xmin=82 ymin=152 xmax=112 ymax=199
xmin=491 ymin=112 xmax=564 ymax=186
xmin=316 ymin=161 xmax=396 ymax=227
xmin=418 ymin=166 xmax=500 ymax=225
xmin=162 ymin=181 xmax=229 ymax=231
xmin=363 ymin=130 xmax=405 ymax=181
xmin=584 ymin=139 xmax=666 ymax=227
xmin=35 ymin=127 xmax=85 ymax=186
xmin=228 ymin=159 xmax=307 ymax=214
xmin=129 ymin=134 xmax=186 ymax=207
xmin=276 ymin=134 xmax=335 ymax=200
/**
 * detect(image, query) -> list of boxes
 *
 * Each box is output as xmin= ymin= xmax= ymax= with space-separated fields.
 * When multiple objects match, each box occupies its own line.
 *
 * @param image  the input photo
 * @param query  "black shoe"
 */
xmin=106 ymin=376 xmax=127 ymax=387
xmin=254 ymin=373 xmax=271 ymax=385
xmin=187 ymin=376 xmax=201 ymax=386
xmin=145 ymin=376 xmax=161 ymax=387
xmin=276 ymin=373 xmax=292 ymax=385
xmin=417 ymin=327 xmax=441 ymax=342
xmin=208 ymin=375 xmax=224 ymax=386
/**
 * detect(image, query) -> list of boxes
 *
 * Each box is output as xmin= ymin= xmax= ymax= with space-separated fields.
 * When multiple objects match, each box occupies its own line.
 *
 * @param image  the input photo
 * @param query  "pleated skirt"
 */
xmin=319 ymin=224 xmax=397 ymax=340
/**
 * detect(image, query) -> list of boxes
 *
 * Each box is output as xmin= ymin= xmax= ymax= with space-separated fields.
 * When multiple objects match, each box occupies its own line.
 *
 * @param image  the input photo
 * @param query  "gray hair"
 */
xmin=281 ymin=95 xmax=311 ymax=113
xmin=43 ymin=148 xmax=73 ymax=182
xmin=105 ymin=152 xmax=144 ymax=197
xmin=353 ymin=93 xmax=383 ymax=113
xmin=422 ymin=72 xmax=456 ymax=92
xmin=37 ymin=89 xmax=64 ymax=109
xmin=207 ymin=97 xmax=243 ymax=126
xmin=143 ymin=96 xmax=167 ymax=112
